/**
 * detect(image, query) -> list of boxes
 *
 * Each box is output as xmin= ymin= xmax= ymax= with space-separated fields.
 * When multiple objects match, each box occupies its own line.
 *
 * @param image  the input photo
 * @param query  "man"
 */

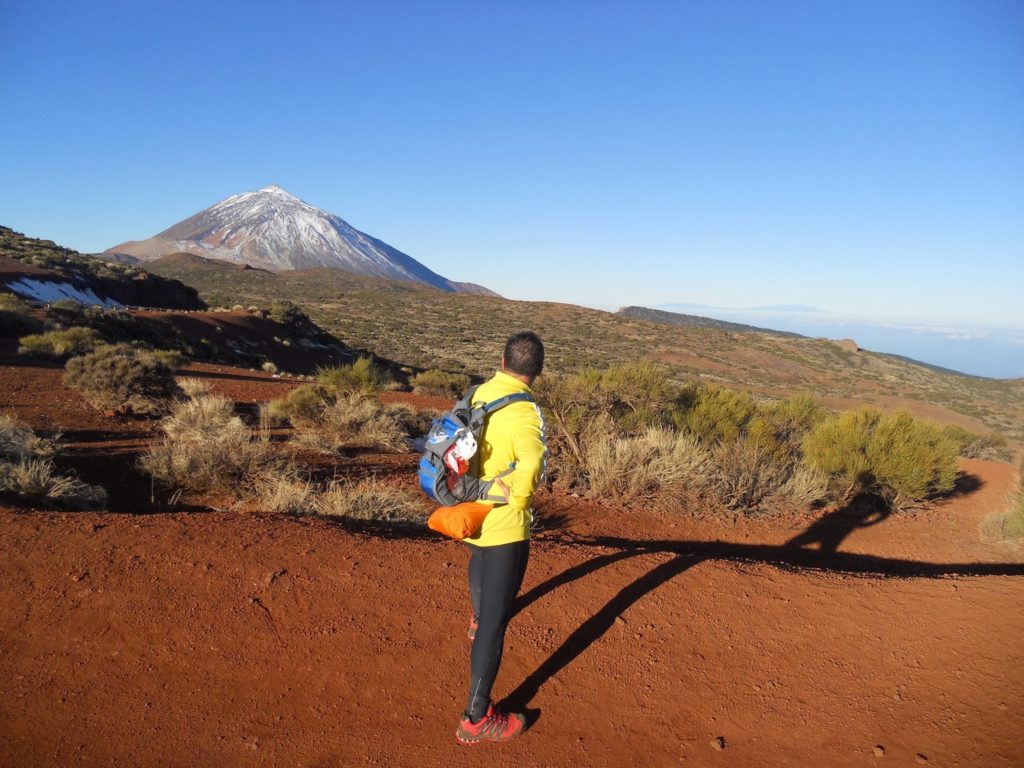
xmin=456 ymin=331 xmax=547 ymax=745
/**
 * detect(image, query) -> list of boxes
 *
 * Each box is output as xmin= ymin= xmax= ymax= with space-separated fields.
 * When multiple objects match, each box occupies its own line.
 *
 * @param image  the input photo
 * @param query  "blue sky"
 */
xmin=2 ymin=0 xmax=1022 ymax=331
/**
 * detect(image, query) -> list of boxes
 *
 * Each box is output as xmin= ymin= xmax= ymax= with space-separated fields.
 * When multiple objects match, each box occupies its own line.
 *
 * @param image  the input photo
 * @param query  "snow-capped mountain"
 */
xmin=105 ymin=185 xmax=494 ymax=294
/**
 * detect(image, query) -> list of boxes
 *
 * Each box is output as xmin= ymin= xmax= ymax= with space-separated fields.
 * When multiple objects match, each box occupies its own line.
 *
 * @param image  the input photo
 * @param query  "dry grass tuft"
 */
xmin=315 ymin=478 xmax=428 ymax=524
xmin=141 ymin=394 xmax=271 ymax=492
xmin=293 ymin=393 xmax=408 ymax=453
xmin=177 ymin=377 xmax=212 ymax=400
xmin=0 ymin=458 xmax=107 ymax=509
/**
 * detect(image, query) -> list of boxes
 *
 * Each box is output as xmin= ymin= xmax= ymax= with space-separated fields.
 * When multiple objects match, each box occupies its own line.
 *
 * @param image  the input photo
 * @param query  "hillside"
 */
xmin=617 ymin=305 xmax=802 ymax=337
xmin=0 ymin=226 xmax=204 ymax=310
xmin=144 ymin=256 xmax=1024 ymax=442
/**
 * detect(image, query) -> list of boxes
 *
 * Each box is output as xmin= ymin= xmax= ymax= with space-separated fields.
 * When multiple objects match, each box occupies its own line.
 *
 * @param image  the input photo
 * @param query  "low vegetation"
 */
xmin=411 ymin=368 xmax=471 ymax=397
xmin=537 ymin=362 xmax=959 ymax=514
xmin=0 ymin=414 xmax=106 ymax=509
xmin=64 ymin=345 xmax=182 ymax=415
xmin=141 ymin=393 xmax=272 ymax=493
xmin=316 ymin=357 xmax=393 ymax=396
xmin=315 ymin=478 xmax=427 ymax=525
xmin=980 ymin=464 xmax=1024 ymax=546
xmin=18 ymin=327 xmax=101 ymax=359
xmin=292 ymin=392 xmax=409 ymax=454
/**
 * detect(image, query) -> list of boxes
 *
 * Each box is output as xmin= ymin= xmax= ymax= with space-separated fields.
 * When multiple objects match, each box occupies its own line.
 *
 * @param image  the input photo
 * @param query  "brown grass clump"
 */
xmin=315 ymin=478 xmax=428 ymax=524
xmin=177 ymin=377 xmax=212 ymax=400
xmin=64 ymin=345 xmax=182 ymax=415
xmin=0 ymin=414 xmax=106 ymax=509
xmin=980 ymin=465 xmax=1024 ymax=546
xmin=141 ymin=394 xmax=271 ymax=492
xmin=583 ymin=426 xmax=710 ymax=501
xmin=292 ymin=393 xmax=408 ymax=453
xmin=387 ymin=404 xmax=441 ymax=439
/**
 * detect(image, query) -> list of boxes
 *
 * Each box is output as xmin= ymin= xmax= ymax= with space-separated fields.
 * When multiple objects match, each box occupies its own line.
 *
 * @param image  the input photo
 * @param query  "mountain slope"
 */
xmin=0 ymin=225 xmax=204 ymax=310
xmin=106 ymin=185 xmax=495 ymax=295
xmin=618 ymin=305 xmax=802 ymax=337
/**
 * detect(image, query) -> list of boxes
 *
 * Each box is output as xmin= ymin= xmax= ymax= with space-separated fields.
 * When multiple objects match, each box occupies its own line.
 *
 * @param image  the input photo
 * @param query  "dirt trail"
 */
xmin=1 ymin=461 xmax=1022 ymax=767
xmin=1 ymin=355 xmax=1022 ymax=767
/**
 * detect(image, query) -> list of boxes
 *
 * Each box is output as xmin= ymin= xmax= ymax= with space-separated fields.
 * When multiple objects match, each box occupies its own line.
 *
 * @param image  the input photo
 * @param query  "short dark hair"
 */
xmin=503 ymin=331 xmax=544 ymax=379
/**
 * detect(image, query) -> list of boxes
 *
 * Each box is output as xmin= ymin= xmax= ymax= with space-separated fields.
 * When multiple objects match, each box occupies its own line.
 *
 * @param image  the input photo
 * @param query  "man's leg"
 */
xmin=465 ymin=540 xmax=530 ymax=721
xmin=467 ymin=542 xmax=483 ymax=623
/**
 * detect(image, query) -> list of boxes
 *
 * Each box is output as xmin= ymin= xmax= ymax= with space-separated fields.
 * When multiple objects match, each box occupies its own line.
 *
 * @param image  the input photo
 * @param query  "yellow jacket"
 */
xmin=463 ymin=370 xmax=547 ymax=547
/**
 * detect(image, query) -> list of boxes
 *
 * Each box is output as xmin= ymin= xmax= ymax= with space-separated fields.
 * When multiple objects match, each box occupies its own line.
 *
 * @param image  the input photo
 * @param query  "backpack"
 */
xmin=418 ymin=385 xmax=534 ymax=507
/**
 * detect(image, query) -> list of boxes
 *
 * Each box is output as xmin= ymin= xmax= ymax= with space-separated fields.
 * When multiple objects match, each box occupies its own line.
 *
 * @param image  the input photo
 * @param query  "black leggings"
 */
xmin=466 ymin=539 xmax=530 ymax=720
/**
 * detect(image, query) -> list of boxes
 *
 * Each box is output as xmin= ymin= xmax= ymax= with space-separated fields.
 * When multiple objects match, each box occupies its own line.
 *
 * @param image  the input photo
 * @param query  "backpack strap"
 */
xmin=473 ymin=392 xmax=536 ymax=502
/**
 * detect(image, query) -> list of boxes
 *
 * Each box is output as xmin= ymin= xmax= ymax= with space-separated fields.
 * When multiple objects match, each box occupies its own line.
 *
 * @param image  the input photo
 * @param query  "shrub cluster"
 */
xmin=411 ymin=369 xmax=471 ymax=397
xmin=292 ymin=392 xmax=409 ymax=454
xmin=64 ymin=345 xmax=182 ymax=415
xmin=0 ymin=414 xmax=106 ymax=509
xmin=537 ymin=361 xmax=960 ymax=514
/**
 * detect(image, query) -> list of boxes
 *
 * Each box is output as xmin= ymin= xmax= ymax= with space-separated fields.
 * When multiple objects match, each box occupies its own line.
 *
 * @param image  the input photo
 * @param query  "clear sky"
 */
xmin=1 ymin=0 xmax=1022 ymax=328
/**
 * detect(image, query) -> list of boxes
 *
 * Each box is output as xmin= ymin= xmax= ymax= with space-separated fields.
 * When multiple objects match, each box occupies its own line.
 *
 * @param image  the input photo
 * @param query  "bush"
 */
xmin=141 ymin=394 xmax=271 ymax=492
xmin=148 ymin=348 xmax=187 ymax=369
xmin=315 ymin=478 xmax=428 ymax=524
xmin=267 ymin=383 xmax=330 ymax=423
xmin=261 ymin=360 xmax=279 ymax=375
xmin=267 ymin=299 xmax=307 ymax=325
xmin=177 ymin=377 xmax=212 ymax=400
xmin=803 ymin=407 xmax=959 ymax=505
xmin=941 ymin=425 xmax=1011 ymax=461
xmin=583 ymin=426 xmax=711 ymax=501
xmin=387 ymin=404 xmax=441 ymax=438
xmin=18 ymin=327 xmax=101 ymax=359
xmin=0 ymin=413 xmax=51 ymax=461
xmin=316 ymin=357 xmax=393 ymax=396
xmin=674 ymin=385 xmax=758 ymax=444
xmin=64 ymin=345 xmax=182 ymax=415
xmin=411 ymin=369 xmax=471 ymax=397
xmin=745 ymin=394 xmax=828 ymax=462
xmin=0 ymin=294 xmax=42 ymax=337
xmin=293 ymin=392 xmax=408 ymax=453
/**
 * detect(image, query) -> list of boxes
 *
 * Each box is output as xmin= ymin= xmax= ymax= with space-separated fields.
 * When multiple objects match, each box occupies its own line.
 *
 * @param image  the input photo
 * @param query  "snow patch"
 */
xmin=6 ymin=278 xmax=122 ymax=307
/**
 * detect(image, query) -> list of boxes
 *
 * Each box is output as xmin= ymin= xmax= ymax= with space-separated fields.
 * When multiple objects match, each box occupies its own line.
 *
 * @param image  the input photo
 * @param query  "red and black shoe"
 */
xmin=456 ymin=703 xmax=526 ymax=744
xmin=468 ymin=616 xmax=479 ymax=642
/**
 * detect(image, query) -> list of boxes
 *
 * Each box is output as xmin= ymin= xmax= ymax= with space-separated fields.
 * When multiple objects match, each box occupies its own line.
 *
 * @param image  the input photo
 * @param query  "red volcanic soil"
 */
xmin=1 ymin=358 xmax=1023 ymax=767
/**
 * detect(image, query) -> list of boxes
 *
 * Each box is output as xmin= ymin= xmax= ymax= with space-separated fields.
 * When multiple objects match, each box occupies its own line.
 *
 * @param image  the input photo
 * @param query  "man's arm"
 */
xmin=502 ymin=414 xmax=547 ymax=512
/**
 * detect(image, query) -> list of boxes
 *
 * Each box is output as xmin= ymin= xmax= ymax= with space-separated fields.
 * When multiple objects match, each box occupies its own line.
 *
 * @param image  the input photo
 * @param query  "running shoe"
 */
xmin=468 ymin=616 xmax=479 ymax=642
xmin=456 ymin=703 xmax=526 ymax=744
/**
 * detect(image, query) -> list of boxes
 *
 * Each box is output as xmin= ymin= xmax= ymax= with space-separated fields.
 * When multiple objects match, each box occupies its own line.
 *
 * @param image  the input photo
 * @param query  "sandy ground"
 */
xmin=1 ymin=355 xmax=1022 ymax=767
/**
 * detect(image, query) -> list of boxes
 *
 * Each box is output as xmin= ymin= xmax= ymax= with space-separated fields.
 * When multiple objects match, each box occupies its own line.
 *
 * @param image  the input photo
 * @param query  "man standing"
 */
xmin=456 ymin=331 xmax=547 ymax=745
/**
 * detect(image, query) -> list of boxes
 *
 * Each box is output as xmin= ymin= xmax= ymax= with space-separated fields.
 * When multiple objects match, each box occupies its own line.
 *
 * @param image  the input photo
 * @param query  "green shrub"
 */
xmin=141 ymin=394 xmax=270 ymax=492
xmin=316 ymin=357 xmax=392 ymax=396
xmin=980 ymin=465 xmax=1024 ymax=545
xmin=411 ymin=368 xmax=471 ymax=397
xmin=0 ymin=293 xmax=30 ymax=311
xmin=267 ymin=383 xmax=331 ymax=423
xmin=267 ymin=299 xmax=307 ymax=325
xmin=147 ymin=348 xmax=187 ymax=370
xmin=675 ymin=385 xmax=758 ymax=444
xmin=64 ymin=345 xmax=182 ymax=415
xmin=18 ymin=327 xmax=101 ymax=359
xmin=746 ymin=394 xmax=828 ymax=462
xmin=803 ymin=407 xmax=958 ymax=505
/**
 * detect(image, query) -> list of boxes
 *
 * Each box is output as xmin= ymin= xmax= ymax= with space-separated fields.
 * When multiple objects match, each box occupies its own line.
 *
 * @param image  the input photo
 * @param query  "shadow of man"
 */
xmin=785 ymin=491 xmax=891 ymax=554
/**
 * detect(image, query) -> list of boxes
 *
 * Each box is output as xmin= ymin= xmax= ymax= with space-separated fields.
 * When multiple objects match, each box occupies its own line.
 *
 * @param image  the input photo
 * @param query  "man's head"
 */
xmin=502 ymin=331 xmax=544 ymax=383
